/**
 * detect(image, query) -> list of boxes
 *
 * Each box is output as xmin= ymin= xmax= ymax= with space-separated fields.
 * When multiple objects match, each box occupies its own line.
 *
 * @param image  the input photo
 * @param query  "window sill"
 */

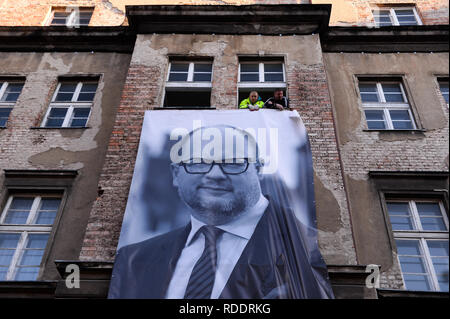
xmin=30 ymin=126 xmax=91 ymax=129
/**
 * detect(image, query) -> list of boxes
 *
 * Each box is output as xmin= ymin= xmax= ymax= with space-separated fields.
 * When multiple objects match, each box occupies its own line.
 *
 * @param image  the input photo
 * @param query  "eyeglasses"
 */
xmin=182 ymin=159 xmax=250 ymax=175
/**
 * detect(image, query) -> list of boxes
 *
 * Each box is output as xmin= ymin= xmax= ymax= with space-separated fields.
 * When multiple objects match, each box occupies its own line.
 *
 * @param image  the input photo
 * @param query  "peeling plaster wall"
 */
xmin=323 ymin=51 xmax=449 ymax=288
xmin=81 ymin=33 xmax=358 ymax=267
xmin=0 ymin=51 xmax=131 ymax=280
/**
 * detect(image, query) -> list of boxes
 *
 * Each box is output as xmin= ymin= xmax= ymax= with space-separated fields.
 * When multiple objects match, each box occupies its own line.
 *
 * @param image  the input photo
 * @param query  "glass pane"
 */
xmin=399 ymin=256 xmax=426 ymax=273
xmin=49 ymin=107 xmax=68 ymax=117
xmin=9 ymin=198 xmax=33 ymax=211
xmin=0 ymin=108 xmax=12 ymax=118
xmin=428 ymin=241 xmax=449 ymax=257
xmin=389 ymin=110 xmax=410 ymax=121
xmin=392 ymin=120 xmax=413 ymax=130
xmin=395 ymin=9 xmax=415 ymax=16
xmin=359 ymin=84 xmax=379 ymax=102
xmin=396 ymin=240 xmax=421 ymax=256
xmin=168 ymin=73 xmax=188 ymax=82
xmin=14 ymin=267 xmax=39 ymax=281
xmin=264 ymin=64 xmax=283 ymax=73
xmin=240 ymin=64 xmax=259 ymax=72
xmin=0 ymin=118 xmax=7 ymax=127
xmin=73 ymin=108 xmax=90 ymax=118
xmin=193 ymin=73 xmax=212 ymax=82
xmin=389 ymin=216 xmax=414 ymax=230
xmin=55 ymin=83 xmax=77 ymax=101
xmin=240 ymin=74 xmax=259 ymax=82
xmin=4 ymin=211 xmax=29 ymax=224
xmin=387 ymin=202 xmax=410 ymax=214
xmin=387 ymin=202 xmax=414 ymax=230
xmin=170 ymin=64 xmax=189 ymax=72
xmin=0 ymin=267 xmax=7 ymax=280
xmin=5 ymin=197 xmax=33 ymax=224
xmin=437 ymin=276 xmax=449 ymax=292
xmin=0 ymin=233 xmax=20 ymax=248
xmin=39 ymin=198 xmax=60 ymax=211
xmin=80 ymin=83 xmax=97 ymax=93
xmin=383 ymin=84 xmax=405 ymax=102
xmin=5 ymin=83 xmax=24 ymax=93
xmin=367 ymin=121 xmax=386 ymax=129
xmin=77 ymin=92 xmax=95 ymax=102
xmin=194 ymin=64 xmax=212 ymax=72
xmin=420 ymin=217 xmax=446 ymax=231
xmin=364 ymin=110 xmax=384 ymax=120
xmin=26 ymin=234 xmax=49 ymax=249
xmin=403 ymin=274 xmax=431 ymax=291
xmin=416 ymin=203 xmax=443 ymax=217
xmin=45 ymin=118 xmax=64 ymax=127
xmin=432 ymin=258 xmax=449 ymax=277
xmin=70 ymin=118 xmax=88 ymax=127
xmin=1 ymin=83 xmax=24 ymax=102
xmin=35 ymin=212 xmax=57 ymax=225
xmin=439 ymin=82 xmax=449 ymax=103
xmin=264 ymin=73 xmax=284 ymax=82
xmin=0 ymin=250 xmax=15 ymax=266
xmin=19 ymin=250 xmax=44 ymax=266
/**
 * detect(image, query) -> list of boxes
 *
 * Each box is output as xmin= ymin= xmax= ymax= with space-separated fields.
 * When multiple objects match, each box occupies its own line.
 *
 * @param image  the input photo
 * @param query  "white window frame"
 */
xmin=373 ymin=7 xmax=422 ymax=27
xmin=0 ymin=81 xmax=24 ymax=127
xmin=165 ymin=61 xmax=213 ymax=90
xmin=387 ymin=199 xmax=449 ymax=292
xmin=238 ymin=61 xmax=286 ymax=89
xmin=47 ymin=7 xmax=93 ymax=27
xmin=360 ymin=81 xmax=417 ymax=130
xmin=42 ymin=81 xmax=96 ymax=128
xmin=0 ymin=195 xmax=60 ymax=281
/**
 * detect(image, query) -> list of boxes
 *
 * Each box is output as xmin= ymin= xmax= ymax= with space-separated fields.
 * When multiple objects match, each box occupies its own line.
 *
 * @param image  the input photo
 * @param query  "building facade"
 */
xmin=0 ymin=0 xmax=448 ymax=299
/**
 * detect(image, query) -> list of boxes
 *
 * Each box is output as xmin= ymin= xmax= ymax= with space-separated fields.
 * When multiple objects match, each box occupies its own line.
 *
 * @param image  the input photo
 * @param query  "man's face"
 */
xmin=171 ymin=127 xmax=262 ymax=225
xmin=274 ymin=90 xmax=284 ymax=100
xmin=249 ymin=92 xmax=259 ymax=104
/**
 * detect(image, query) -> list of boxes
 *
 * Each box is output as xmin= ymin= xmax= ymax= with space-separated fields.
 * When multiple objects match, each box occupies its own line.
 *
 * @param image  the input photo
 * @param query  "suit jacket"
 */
xmin=108 ymin=200 xmax=333 ymax=299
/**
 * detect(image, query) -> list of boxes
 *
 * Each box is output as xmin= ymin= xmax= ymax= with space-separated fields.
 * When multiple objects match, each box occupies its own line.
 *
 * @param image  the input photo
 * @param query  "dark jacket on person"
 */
xmin=263 ymin=96 xmax=289 ymax=109
xmin=108 ymin=199 xmax=334 ymax=299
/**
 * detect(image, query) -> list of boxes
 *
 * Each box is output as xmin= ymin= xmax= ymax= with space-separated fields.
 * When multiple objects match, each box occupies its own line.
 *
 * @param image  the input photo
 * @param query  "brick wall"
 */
xmin=80 ymin=34 xmax=357 ymax=265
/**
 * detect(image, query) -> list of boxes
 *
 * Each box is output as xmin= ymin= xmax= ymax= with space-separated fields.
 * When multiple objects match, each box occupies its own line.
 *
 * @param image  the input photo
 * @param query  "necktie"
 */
xmin=184 ymin=225 xmax=224 ymax=299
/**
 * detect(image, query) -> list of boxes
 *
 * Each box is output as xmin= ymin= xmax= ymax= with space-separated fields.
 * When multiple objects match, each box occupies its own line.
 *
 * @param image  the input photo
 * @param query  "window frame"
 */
xmin=165 ymin=61 xmax=213 ymax=89
xmin=47 ymin=7 xmax=94 ymax=27
xmin=238 ymin=61 xmax=286 ymax=89
xmin=385 ymin=198 xmax=449 ymax=292
xmin=358 ymin=80 xmax=417 ymax=130
xmin=373 ymin=7 xmax=423 ymax=27
xmin=163 ymin=60 xmax=213 ymax=108
xmin=0 ymin=194 xmax=62 ymax=281
xmin=0 ymin=80 xmax=25 ymax=128
xmin=41 ymin=81 xmax=97 ymax=128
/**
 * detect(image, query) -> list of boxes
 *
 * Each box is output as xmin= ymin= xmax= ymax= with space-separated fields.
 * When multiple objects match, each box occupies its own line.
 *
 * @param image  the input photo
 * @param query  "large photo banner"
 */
xmin=108 ymin=109 xmax=334 ymax=299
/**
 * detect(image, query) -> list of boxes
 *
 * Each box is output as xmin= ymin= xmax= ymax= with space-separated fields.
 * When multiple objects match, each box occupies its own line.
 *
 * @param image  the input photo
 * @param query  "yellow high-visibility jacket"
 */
xmin=239 ymin=98 xmax=264 ymax=109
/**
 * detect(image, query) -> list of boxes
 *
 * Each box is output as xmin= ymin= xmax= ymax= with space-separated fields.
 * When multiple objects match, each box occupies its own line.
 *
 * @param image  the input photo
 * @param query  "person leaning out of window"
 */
xmin=239 ymin=91 xmax=264 ymax=111
xmin=264 ymin=88 xmax=290 ymax=111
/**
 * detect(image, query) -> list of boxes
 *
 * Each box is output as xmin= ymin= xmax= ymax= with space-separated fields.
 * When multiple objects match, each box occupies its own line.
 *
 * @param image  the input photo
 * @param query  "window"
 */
xmin=0 ymin=195 xmax=61 ymax=280
xmin=42 ymin=80 xmax=98 ymax=128
xmin=238 ymin=60 xmax=286 ymax=105
xmin=438 ymin=79 xmax=449 ymax=105
xmin=387 ymin=199 xmax=449 ymax=292
xmin=49 ymin=7 xmax=93 ymax=27
xmin=164 ymin=61 xmax=212 ymax=108
xmin=0 ymin=81 xmax=24 ymax=127
xmin=358 ymin=80 xmax=416 ymax=130
xmin=373 ymin=7 xmax=422 ymax=26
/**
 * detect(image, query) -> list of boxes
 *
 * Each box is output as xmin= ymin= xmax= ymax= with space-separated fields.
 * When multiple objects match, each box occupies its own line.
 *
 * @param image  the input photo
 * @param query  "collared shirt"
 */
xmin=165 ymin=194 xmax=268 ymax=299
